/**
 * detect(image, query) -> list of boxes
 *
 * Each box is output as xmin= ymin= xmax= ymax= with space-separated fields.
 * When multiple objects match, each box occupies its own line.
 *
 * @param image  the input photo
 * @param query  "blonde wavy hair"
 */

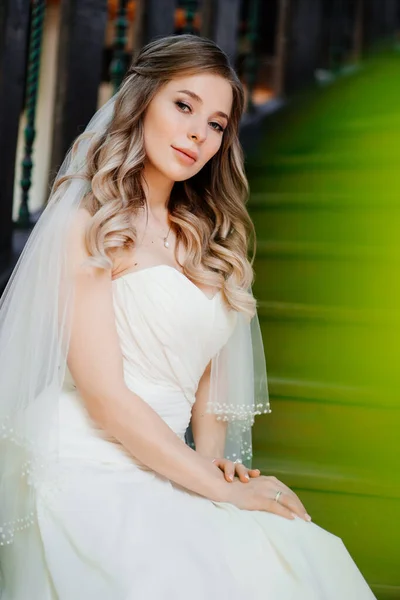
xmin=57 ymin=34 xmax=257 ymax=318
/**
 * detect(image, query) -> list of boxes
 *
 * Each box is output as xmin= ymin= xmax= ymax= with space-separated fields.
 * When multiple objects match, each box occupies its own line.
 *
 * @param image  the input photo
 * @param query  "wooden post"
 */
xmin=199 ymin=0 xmax=241 ymax=65
xmin=16 ymin=0 xmax=46 ymax=228
xmin=274 ymin=0 xmax=290 ymax=98
xmin=48 ymin=0 xmax=108 ymax=189
xmin=140 ymin=0 xmax=176 ymax=46
xmin=214 ymin=0 xmax=242 ymax=65
xmin=0 ymin=0 xmax=30 ymax=257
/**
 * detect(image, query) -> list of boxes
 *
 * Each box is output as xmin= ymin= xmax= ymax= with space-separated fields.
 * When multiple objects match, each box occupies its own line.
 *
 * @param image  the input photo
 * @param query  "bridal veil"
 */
xmin=0 ymin=88 xmax=270 ymax=571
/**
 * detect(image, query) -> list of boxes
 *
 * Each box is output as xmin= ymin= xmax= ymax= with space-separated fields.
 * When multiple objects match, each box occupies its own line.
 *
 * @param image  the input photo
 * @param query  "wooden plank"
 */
xmin=0 ymin=0 xmax=30 ymax=256
xmin=48 ymin=0 xmax=108 ymax=186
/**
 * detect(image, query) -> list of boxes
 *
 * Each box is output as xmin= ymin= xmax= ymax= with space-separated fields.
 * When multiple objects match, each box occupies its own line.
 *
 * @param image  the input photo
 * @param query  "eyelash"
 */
xmin=175 ymin=101 xmax=225 ymax=133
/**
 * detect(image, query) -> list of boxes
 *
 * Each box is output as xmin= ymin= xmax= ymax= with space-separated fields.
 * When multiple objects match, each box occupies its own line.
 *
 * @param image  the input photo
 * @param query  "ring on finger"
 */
xmin=274 ymin=490 xmax=283 ymax=504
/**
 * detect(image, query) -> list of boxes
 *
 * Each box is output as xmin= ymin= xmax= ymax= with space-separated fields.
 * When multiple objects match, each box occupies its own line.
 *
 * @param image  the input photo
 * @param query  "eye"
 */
xmin=175 ymin=100 xmax=225 ymax=133
xmin=175 ymin=100 xmax=191 ymax=113
xmin=210 ymin=121 xmax=225 ymax=133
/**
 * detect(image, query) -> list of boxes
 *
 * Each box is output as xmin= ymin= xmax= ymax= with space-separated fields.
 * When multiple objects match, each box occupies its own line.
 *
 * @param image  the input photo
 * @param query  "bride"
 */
xmin=0 ymin=34 xmax=376 ymax=599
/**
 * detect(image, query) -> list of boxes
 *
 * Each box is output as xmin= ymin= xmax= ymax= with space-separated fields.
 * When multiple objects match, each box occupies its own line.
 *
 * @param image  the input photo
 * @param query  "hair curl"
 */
xmin=56 ymin=34 xmax=257 ymax=318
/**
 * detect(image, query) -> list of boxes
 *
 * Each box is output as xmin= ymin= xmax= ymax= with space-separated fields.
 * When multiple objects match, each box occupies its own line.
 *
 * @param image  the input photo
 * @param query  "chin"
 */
xmin=161 ymin=164 xmax=198 ymax=183
xmin=173 ymin=171 xmax=197 ymax=182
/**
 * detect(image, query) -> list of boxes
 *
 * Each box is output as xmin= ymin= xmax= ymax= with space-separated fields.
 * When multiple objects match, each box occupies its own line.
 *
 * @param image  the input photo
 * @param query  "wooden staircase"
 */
xmin=246 ymin=51 xmax=400 ymax=598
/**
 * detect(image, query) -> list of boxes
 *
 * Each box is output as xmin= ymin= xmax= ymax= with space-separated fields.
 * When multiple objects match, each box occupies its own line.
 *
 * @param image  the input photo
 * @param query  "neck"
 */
xmin=141 ymin=161 xmax=174 ymax=221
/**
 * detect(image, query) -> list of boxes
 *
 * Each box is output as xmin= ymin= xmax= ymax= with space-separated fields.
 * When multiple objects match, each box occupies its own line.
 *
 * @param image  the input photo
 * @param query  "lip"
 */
xmin=171 ymin=146 xmax=198 ymax=163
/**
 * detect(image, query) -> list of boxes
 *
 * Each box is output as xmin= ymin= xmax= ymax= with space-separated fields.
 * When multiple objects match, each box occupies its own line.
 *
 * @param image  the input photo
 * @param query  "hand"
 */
xmin=226 ymin=474 xmax=312 ymax=522
xmin=212 ymin=458 xmax=260 ymax=483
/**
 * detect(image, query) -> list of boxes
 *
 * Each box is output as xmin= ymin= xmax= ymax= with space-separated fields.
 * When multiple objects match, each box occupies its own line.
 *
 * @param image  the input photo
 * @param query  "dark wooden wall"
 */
xmin=49 ymin=0 xmax=108 ymax=187
xmin=364 ymin=0 xmax=400 ymax=46
xmin=284 ymin=0 xmax=324 ymax=93
xmin=0 ymin=0 xmax=30 ymax=258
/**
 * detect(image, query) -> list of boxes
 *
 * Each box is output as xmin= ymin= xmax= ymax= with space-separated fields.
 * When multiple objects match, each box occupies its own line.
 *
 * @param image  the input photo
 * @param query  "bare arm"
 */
xmin=191 ymin=360 xmax=227 ymax=458
xmin=66 ymin=208 xmax=231 ymax=503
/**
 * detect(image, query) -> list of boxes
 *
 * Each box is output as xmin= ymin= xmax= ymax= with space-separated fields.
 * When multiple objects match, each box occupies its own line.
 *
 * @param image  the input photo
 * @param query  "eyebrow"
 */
xmin=176 ymin=89 xmax=230 ymax=121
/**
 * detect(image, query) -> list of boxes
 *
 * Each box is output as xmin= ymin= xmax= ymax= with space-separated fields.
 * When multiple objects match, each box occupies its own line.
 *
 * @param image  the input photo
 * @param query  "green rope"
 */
xmin=16 ymin=0 xmax=46 ymax=228
xmin=111 ymin=0 xmax=129 ymax=93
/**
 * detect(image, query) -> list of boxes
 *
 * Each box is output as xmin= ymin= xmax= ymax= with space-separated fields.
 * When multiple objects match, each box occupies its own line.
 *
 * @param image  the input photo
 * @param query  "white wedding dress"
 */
xmin=32 ymin=265 xmax=376 ymax=599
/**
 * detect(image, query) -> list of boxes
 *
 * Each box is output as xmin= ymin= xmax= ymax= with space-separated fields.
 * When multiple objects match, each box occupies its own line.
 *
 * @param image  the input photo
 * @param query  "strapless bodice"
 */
xmin=111 ymin=265 xmax=237 ymax=400
xmin=59 ymin=266 xmax=237 ymax=465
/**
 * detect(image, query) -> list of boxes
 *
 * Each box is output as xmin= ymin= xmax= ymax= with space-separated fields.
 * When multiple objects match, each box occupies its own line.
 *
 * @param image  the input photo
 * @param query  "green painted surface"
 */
xmin=246 ymin=51 xmax=400 ymax=597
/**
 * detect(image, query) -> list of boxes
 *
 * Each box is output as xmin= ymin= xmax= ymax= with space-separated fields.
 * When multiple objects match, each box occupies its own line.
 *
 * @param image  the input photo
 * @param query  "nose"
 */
xmin=188 ymin=120 xmax=207 ymax=144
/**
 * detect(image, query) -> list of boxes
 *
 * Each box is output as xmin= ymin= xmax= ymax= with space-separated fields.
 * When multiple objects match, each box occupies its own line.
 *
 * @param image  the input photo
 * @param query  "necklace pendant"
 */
xmin=164 ymin=239 xmax=170 ymax=248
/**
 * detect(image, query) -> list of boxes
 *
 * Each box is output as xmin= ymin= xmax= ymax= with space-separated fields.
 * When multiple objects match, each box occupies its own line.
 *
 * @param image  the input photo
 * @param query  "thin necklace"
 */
xmin=163 ymin=223 xmax=172 ymax=248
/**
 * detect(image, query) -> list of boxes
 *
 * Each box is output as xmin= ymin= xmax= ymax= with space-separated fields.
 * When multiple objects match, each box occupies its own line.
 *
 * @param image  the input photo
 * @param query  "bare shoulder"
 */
xmin=67 ymin=207 xmax=92 ymax=260
xmin=72 ymin=206 xmax=93 ymax=231
xmin=67 ymin=207 xmax=131 ymax=279
xmin=67 ymin=206 xmax=92 ymax=241
xmin=67 ymin=207 xmax=112 ymax=280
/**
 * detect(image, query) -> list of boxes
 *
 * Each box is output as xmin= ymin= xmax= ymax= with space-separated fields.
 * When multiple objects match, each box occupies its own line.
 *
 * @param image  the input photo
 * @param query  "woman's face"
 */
xmin=143 ymin=73 xmax=233 ymax=182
